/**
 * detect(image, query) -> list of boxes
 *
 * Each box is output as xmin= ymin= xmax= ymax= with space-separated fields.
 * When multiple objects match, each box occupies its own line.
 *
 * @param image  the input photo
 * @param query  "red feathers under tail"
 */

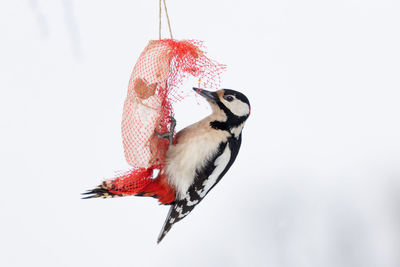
xmin=107 ymin=168 xmax=154 ymax=196
xmin=83 ymin=168 xmax=176 ymax=205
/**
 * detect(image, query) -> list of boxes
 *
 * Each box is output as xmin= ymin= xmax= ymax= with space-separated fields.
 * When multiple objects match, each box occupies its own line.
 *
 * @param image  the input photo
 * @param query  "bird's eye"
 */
xmin=224 ymin=95 xmax=234 ymax=102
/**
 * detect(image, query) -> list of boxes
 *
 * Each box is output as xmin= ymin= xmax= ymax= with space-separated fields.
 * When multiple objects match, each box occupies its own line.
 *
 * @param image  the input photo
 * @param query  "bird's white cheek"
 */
xmin=223 ymin=100 xmax=249 ymax=117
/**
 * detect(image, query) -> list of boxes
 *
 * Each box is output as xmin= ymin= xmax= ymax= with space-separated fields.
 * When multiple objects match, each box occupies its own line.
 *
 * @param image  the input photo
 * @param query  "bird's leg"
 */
xmin=155 ymin=117 xmax=176 ymax=146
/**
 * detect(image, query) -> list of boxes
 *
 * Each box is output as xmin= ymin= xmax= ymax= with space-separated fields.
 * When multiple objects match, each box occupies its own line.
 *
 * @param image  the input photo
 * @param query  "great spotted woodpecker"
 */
xmin=83 ymin=88 xmax=250 ymax=243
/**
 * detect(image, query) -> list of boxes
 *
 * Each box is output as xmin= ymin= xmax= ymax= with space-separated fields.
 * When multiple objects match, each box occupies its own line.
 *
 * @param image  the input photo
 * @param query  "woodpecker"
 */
xmin=83 ymin=87 xmax=250 ymax=243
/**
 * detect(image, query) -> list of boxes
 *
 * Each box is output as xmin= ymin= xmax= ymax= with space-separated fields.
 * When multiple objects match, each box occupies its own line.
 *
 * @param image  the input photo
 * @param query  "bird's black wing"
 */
xmin=157 ymin=134 xmax=242 ymax=243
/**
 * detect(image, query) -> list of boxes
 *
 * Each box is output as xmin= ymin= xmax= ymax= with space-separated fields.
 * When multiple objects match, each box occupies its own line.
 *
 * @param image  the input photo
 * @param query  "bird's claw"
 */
xmin=155 ymin=116 xmax=176 ymax=146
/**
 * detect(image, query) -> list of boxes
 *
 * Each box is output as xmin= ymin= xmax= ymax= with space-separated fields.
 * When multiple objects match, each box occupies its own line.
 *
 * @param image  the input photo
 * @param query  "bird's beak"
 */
xmin=193 ymin=87 xmax=219 ymax=103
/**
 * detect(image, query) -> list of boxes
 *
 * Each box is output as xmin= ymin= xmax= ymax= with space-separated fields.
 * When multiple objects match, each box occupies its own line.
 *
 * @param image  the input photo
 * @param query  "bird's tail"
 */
xmin=82 ymin=168 xmax=176 ymax=204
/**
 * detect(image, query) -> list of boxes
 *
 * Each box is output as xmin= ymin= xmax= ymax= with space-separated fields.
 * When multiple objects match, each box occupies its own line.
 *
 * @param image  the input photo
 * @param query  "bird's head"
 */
xmin=193 ymin=87 xmax=250 ymax=131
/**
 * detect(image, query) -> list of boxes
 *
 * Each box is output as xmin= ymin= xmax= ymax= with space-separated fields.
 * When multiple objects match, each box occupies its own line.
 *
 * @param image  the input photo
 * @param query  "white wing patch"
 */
xmin=199 ymin=145 xmax=231 ymax=198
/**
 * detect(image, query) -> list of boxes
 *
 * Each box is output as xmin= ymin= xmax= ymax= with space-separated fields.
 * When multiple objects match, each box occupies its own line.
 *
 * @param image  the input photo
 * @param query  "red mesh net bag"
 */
xmin=99 ymin=39 xmax=225 ymax=199
xmin=122 ymin=39 xmax=225 ymax=170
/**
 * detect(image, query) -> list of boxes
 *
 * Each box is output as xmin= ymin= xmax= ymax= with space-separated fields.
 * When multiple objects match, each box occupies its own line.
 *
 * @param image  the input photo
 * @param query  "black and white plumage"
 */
xmin=157 ymin=87 xmax=250 ymax=243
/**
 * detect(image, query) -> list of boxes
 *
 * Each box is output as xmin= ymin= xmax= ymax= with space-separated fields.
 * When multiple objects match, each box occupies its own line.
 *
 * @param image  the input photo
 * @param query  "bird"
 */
xmin=83 ymin=87 xmax=251 ymax=243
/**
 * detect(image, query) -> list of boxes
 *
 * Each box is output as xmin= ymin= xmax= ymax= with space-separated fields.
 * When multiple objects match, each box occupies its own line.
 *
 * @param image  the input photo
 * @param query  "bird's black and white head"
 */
xmin=193 ymin=87 xmax=250 ymax=135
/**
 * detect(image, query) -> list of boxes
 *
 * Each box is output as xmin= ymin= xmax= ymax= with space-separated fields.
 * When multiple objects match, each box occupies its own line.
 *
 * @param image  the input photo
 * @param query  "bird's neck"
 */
xmin=209 ymin=113 xmax=247 ymax=137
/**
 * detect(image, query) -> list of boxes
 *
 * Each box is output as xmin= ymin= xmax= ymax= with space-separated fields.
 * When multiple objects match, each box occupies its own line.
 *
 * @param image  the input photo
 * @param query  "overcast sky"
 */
xmin=1 ymin=1 xmax=400 ymax=267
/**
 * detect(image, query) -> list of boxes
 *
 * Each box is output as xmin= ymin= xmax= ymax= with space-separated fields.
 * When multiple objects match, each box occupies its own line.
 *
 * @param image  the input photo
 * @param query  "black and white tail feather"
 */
xmin=81 ymin=181 xmax=122 ymax=199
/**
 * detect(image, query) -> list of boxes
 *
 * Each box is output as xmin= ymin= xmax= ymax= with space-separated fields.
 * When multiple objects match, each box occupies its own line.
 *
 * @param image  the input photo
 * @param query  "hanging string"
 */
xmin=159 ymin=0 xmax=173 ymax=39
xmin=159 ymin=0 xmax=162 ymax=40
xmin=163 ymin=0 xmax=173 ymax=39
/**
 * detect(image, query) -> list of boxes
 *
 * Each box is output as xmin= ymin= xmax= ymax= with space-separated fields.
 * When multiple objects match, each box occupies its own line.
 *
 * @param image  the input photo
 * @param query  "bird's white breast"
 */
xmin=165 ymin=116 xmax=230 ymax=199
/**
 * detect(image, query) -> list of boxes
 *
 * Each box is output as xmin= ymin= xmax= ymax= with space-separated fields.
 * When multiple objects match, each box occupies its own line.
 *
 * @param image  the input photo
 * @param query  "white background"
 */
xmin=1 ymin=0 xmax=400 ymax=266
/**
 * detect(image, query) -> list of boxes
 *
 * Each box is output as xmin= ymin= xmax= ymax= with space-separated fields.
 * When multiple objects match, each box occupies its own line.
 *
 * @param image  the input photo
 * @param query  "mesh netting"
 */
xmin=108 ymin=168 xmax=154 ymax=195
xmin=107 ymin=169 xmax=176 ymax=204
xmin=121 ymin=39 xmax=225 ymax=170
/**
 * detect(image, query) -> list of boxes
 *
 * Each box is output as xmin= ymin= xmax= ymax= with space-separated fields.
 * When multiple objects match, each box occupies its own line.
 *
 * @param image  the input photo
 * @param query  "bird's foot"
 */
xmin=155 ymin=116 xmax=176 ymax=146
